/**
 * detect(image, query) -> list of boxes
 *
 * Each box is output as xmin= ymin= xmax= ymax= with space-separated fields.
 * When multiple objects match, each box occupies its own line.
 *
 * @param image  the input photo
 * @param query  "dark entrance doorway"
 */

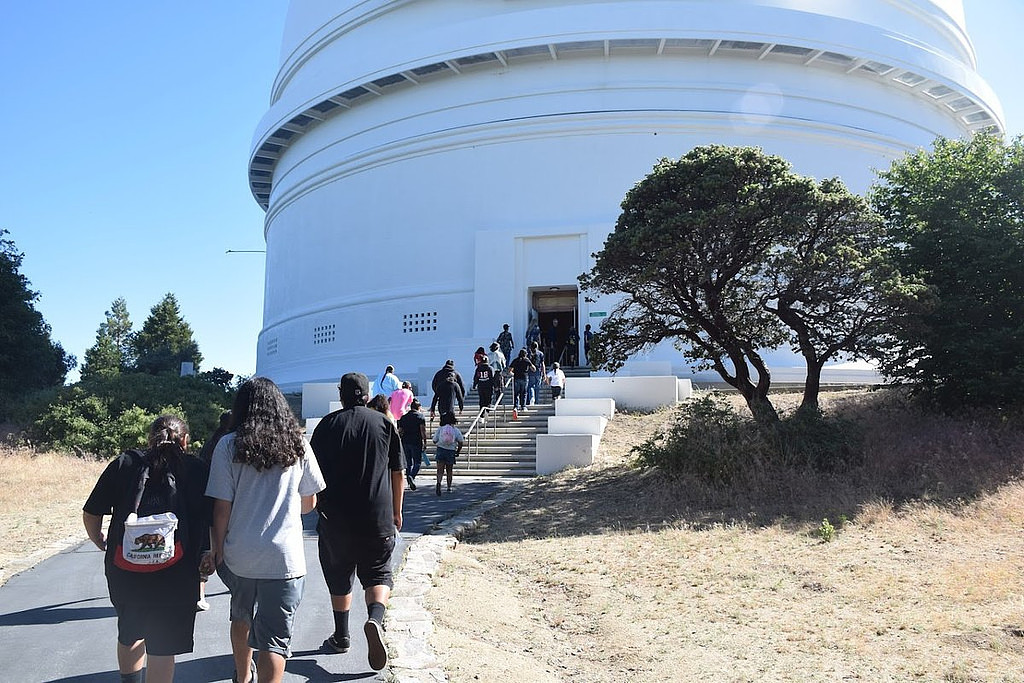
xmin=531 ymin=288 xmax=579 ymax=367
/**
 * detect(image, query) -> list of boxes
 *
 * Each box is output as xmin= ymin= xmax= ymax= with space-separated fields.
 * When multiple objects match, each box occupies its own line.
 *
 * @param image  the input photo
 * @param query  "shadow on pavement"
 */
xmin=44 ymin=651 xmax=380 ymax=683
xmin=0 ymin=596 xmax=114 ymax=627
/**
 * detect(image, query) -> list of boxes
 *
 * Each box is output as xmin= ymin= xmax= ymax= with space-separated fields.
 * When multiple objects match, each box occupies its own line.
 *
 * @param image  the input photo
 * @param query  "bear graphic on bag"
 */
xmin=133 ymin=533 xmax=166 ymax=551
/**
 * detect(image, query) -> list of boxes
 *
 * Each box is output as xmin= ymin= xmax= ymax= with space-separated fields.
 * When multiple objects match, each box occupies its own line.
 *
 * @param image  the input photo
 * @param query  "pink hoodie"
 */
xmin=389 ymin=388 xmax=414 ymax=420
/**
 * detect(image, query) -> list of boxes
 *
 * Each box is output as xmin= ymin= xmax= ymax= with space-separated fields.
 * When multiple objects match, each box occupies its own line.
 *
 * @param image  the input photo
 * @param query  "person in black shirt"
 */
xmin=472 ymin=359 xmax=495 ymax=409
xmin=310 ymin=372 xmax=404 ymax=672
xmin=508 ymin=349 xmax=535 ymax=411
xmin=397 ymin=399 xmax=428 ymax=490
xmin=83 ymin=415 xmax=210 ymax=683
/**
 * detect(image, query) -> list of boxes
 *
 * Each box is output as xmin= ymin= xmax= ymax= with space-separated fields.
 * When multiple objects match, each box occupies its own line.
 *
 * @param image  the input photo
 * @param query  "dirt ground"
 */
xmin=0 ymin=448 xmax=107 ymax=586
xmin=427 ymin=392 xmax=1024 ymax=682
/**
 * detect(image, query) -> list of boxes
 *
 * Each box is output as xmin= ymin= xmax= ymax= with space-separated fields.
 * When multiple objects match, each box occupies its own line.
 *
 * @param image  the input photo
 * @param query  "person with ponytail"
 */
xmin=374 ymin=364 xmax=402 ymax=399
xmin=83 ymin=414 xmax=211 ymax=683
xmin=204 ymin=377 xmax=326 ymax=683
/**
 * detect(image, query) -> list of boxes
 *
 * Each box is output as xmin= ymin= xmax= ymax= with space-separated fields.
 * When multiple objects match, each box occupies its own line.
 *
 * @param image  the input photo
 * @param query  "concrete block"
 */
xmin=567 ymin=376 xmax=678 ymax=410
xmin=536 ymin=434 xmax=599 ymax=475
xmin=677 ymin=378 xmax=693 ymax=401
xmin=302 ymin=383 xmax=337 ymax=419
xmin=554 ymin=398 xmax=616 ymax=419
xmin=547 ymin=415 xmax=607 ymax=436
xmin=304 ymin=418 xmax=321 ymax=437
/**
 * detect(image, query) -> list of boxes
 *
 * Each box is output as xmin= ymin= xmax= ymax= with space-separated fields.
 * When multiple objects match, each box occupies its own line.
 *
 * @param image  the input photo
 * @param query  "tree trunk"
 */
xmin=797 ymin=361 xmax=823 ymax=417
xmin=742 ymin=387 xmax=780 ymax=426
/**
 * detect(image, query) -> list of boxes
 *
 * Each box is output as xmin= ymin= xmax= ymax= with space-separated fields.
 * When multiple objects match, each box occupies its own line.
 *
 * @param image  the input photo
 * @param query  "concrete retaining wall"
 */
xmin=554 ymin=398 xmax=616 ymax=419
xmin=536 ymin=434 xmax=599 ymax=475
xmin=547 ymin=415 xmax=607 ymax=436
xmin=566 ymin=376 xmax=683 ymax=410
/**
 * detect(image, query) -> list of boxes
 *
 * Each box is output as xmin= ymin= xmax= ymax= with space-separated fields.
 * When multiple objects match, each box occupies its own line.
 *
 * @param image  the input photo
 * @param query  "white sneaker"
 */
xmin=196 ymin=599 xmax=210 ymax=612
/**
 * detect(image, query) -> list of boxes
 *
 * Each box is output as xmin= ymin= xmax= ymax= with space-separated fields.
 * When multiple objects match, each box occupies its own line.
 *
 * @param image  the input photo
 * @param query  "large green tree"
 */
xmin=0 ymin=230 xmax=75 ymax=406
xmin=871 ymin=134 xmax=1024 ymax=408
xmin=132 ymin=293 xmax=203 ymax=375
xmin=80 ymin=297 xmax=135 ymax=380
xmin=579 ymin=146 xmax=911 ymax=423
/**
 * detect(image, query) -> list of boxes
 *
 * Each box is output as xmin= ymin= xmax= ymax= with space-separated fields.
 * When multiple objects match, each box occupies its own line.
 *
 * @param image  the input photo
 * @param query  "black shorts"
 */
xmin=317 ymin=520 xmax=396 ymax=596
xmin=113 ymin=599 xmax=196 ymax=655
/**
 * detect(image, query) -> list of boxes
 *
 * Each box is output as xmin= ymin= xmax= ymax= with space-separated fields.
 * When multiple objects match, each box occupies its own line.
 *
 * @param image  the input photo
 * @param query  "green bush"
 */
xmin=26 ymin=373 xmax=232 ymax=457
xmin=632 ymin=393 xmax=863 ymax=482
xmin=771 ymin=408 xmax=863 ymax=471
xmin=632 ymin=394 xmax=771 ymax=483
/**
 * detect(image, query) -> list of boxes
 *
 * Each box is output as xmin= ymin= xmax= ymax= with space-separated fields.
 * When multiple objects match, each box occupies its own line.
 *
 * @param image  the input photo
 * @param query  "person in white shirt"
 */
xmin=545 ymin=362 xmax=566 ymax=399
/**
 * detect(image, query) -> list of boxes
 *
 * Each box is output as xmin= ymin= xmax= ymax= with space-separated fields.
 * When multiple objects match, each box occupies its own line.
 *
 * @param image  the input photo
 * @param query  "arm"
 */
xmin=83 ymin=512 xmax=106 ymax=551
xmin=210 ymin=498 xmax=232 ymax=567
xmin=419 ymin=422 xmax=427 ymax=448
xmin=390 ymin=470 xmax=404 ymax=531
xmin=301 ymin=494 xmax=317 ymax=515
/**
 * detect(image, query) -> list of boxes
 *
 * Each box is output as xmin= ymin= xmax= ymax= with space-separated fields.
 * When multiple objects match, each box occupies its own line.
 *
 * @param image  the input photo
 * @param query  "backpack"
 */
xmin=113 ymin=451 xmax=185 ymax=573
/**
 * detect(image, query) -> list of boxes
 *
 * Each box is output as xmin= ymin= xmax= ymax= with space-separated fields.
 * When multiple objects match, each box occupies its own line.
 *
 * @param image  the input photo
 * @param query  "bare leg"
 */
xmin=331 ymin=593 xmax=353 ymax=611
xmin=257 ymin=651 xmax=285 ymax=683
xmin=446 ymin=463 xmax=453 ymax=491
xmin=144 ymin=655 xmax=175 ymax=683
xmin=117 ymin=639 xmax=146 ymax=675
xmin=230 ymin=620 xmax=255 ymax=683
xmin=366 ymin=584 xmax=391 ymax=609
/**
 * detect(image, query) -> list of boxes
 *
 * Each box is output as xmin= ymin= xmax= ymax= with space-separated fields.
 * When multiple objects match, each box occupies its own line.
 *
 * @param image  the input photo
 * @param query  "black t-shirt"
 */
xmin=509 ymin=356 xmax=534 ymax=379
xmin=83 ymin=450 xmax=210 ymax=606
xmin=310 ymin=405 xmax=403 ymax=537
xmin=397 ymin=410 xmax=426 ymax=446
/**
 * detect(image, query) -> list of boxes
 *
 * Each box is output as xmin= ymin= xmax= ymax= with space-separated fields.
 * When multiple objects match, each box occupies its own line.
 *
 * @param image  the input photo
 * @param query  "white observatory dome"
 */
xmin=250 ymin=0 xmax=1002 ymax=392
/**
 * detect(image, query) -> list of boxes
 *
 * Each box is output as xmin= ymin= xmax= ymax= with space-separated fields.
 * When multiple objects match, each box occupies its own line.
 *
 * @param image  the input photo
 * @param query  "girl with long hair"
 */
xmin=83 ymin=414 xmax=210 ymax=683
xmin=205 ymin=377 xmax=326 ymax=683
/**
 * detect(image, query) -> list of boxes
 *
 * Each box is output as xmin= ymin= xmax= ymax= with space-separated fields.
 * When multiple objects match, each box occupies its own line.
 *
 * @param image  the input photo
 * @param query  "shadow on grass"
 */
xmin=464 ymin=389 xmax=1024 ymax=543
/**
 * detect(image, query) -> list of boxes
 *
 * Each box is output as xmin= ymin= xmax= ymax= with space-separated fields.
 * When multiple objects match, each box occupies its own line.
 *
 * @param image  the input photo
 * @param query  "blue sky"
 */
xmin=1 ymin=1 xmax=1021 ymax=382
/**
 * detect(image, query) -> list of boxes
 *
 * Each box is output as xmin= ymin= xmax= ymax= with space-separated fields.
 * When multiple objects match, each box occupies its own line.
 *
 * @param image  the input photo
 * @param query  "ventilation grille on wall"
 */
xmin=313 ymin=324 xmax=336 ymax=345
xmin=403 ymin=312 xmax=438 ymax=333
xmin=266 ymin=337 xmax=279 ymax=355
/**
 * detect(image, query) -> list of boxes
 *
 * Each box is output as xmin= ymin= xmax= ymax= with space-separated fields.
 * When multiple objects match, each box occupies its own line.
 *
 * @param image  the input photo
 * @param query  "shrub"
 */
xmin=632 ymin=392 xmax=864 ymax=482
xmin=632 ymin=394 xmax=772 ymax=483
xmin=26 ymin=373 xmax=232 ymax=457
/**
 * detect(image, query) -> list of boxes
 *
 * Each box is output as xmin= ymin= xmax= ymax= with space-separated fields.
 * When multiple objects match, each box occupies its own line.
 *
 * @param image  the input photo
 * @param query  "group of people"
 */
xmin=83 ymin=373 xmax=410 ymax=682
xmin=79 ymin=325 xmax=594 ymax=682
xmin=365 ymin=362 xmax=465 ymax=497
xmin=486 ymin=322 xmax=568 ymax=412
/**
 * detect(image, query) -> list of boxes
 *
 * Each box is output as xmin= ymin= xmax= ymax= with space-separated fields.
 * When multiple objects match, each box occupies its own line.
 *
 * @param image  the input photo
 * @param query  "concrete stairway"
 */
xmin=418 ymin=367 xmax=592 ymax=478
xmin=423 ymin=384 xmax=552 ymax=478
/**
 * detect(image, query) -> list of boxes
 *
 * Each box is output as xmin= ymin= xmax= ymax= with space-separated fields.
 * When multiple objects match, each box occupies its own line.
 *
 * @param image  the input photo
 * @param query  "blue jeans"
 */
xmin=403 ymin=441 xmax=422 ymax=478
xmin=513 ymin=378 xmax=527 ymax=408
xmin=527 ymin=373 xmax=542 ymax=405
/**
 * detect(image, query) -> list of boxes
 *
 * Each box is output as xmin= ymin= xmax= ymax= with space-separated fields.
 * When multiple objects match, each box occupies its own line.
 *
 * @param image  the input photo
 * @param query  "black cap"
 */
xmin=339 ymin=372 xmax=369 ymax=404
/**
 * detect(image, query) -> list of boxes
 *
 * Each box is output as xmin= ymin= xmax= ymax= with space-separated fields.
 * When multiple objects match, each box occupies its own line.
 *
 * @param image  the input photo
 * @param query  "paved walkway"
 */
xmin=0 ymin=478 xmax=517 ymax=682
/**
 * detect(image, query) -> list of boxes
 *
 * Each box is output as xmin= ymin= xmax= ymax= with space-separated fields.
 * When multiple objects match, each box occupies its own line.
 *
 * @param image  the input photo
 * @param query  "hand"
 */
xmin=393 ymin=511 xmax=403 ymax=532
xmin=93 ymin=534 xmax=107 ymax=552
xmin=199 ymin=551 xmax=215 ymax=576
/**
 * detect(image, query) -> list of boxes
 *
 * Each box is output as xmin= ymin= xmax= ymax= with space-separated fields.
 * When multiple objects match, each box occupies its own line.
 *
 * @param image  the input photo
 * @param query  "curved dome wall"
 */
xmin=251 ymin=0 xmax=1002 ymax=391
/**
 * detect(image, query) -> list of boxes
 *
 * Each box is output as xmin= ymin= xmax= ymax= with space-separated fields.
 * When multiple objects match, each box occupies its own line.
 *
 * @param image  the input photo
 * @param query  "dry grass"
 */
xmin=428 ymin=389 xmax=1024 ymax=682
xmin=0 ymin=446 xmax=107 ymax=585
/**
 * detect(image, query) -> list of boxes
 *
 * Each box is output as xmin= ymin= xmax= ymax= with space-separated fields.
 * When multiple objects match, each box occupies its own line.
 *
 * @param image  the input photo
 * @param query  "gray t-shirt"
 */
xmin=206 ymin=433 xmax=326 ymax=579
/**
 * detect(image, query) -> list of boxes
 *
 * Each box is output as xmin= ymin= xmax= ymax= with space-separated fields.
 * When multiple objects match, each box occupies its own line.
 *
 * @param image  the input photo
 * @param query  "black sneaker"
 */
xmin=364 ymin=619 xmax=388 ymax=671
xmin=323 ymin=634 xmax=350 ymax=654
xmin=435 ymin=483 xmax=442 ymax=496
xmin=406 ymin=474 xmax=416 ymax=490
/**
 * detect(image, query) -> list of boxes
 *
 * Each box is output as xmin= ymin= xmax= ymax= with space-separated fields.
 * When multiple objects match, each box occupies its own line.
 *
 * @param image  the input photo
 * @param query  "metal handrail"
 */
xmin=460 ymin=373 xmax=513 ymax=472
